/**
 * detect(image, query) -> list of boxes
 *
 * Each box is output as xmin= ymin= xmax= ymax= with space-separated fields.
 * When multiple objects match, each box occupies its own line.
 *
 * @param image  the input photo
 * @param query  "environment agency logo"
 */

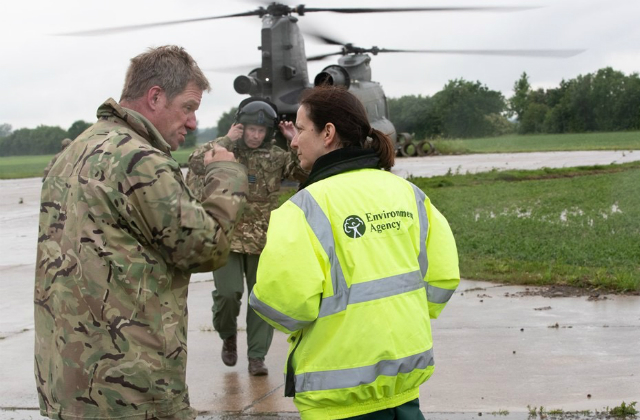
xmin=343 ymin=215 xmax=366 ymax=238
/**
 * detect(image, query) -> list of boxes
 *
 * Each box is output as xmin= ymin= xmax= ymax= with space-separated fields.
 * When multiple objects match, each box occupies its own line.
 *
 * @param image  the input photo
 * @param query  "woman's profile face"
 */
xmin=292 ymin=105 xmax=329 ymax=171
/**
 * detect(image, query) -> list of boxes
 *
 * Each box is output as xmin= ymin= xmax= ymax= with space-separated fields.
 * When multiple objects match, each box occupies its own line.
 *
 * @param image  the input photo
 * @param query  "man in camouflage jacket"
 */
xmin=186 ymin=100 xmax=306 ymax=376
xmin=34 ymin=46 xmax=248 ymax=420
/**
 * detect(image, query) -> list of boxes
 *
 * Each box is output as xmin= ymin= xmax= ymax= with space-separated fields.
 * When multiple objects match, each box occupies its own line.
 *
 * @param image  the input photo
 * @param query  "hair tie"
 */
xmin=368 ymin=127 xmax=374 ymax=136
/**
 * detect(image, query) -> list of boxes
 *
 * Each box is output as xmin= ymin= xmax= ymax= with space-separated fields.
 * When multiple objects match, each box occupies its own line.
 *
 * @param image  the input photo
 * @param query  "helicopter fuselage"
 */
xmin=233 ymin=13 xmax=398 ymax=148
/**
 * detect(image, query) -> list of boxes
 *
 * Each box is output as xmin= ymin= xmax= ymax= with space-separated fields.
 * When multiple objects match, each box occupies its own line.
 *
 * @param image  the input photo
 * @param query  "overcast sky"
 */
xmin=1 ymin=0 xmax=639 ymax=131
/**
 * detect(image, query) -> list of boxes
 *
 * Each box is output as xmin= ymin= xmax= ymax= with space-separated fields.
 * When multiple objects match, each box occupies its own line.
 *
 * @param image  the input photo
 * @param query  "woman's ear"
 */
xmin=323 ymin=123 xmax=338 ymax=149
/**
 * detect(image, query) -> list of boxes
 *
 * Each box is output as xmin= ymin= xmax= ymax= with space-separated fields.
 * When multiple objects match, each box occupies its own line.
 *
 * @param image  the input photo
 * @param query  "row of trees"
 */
xmin=388 ymin=80 xmax=510 ymax=139
xmin=388 ymin=66 xmax=640 ymax=139
xmin=0 ymin=121 xmax=217 ymax=157
xmin=512 ymin=68 xmax=640 ymax=134
xmin=2 ymin=66 xmax=638 ymax=156
xmin=0 ymin=121 xmax=92 ymax=157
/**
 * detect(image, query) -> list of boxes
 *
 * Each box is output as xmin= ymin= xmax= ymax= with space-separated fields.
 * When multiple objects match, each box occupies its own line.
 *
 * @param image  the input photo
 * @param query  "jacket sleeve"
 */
xmin=249 ymin=201 xmax=324 ymax=334
xmin=425 ymin=200 xmax=460 ymax=319
xmin=185 ymin=137 xmax=229 ymax=201
xmin=282 ymin=146 xmax=309 ymax=184
xmin=122 ymin=149 xmax=248 ymax=273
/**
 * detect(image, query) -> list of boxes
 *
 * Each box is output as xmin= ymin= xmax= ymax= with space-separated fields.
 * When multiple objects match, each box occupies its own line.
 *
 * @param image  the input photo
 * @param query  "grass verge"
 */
xmin=431 ymin=130 xmax=640 ymax=154
xmin=0 ymin=155 xmax=52 ymax=179
xmin=411 ymin=162 xmax=640 ymax=293
xmin=0 ymin=148 xmax=197 ymax=180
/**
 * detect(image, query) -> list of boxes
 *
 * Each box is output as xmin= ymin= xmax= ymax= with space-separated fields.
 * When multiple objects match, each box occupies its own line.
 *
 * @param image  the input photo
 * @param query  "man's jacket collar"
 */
xmin=97 ymin=98 xmax=172 ymax=155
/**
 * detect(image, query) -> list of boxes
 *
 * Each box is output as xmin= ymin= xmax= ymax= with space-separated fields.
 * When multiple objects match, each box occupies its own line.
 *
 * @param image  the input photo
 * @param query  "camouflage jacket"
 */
xmin=42 ymin=147 xmax=69 ymax=181
xmin=34 ymin=98 xmax=248 ymax=420
xmin=186 ymin=136 xmax=307 ymax=254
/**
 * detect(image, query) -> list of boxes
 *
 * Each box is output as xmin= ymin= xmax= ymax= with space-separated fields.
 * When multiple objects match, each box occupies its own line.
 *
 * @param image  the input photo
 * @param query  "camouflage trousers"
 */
xmin=211 ymin=252 xmax=274 ymax=359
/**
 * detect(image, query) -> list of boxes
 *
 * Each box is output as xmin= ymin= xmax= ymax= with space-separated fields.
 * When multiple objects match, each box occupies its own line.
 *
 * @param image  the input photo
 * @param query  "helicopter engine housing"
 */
xmin=234 ymin=75 xmax=262 ymax=95
xmin=314 ymin=65 xmax=351 ymax=89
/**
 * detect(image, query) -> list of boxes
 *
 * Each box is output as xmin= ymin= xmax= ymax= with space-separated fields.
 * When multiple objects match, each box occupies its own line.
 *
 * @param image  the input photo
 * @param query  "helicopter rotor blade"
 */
xmin=307 ymin=52 xmax=345 ymax=61
xmin=203 ymin=63 xmax=262 ymax=74
xmin=307 ymin=33 xmax=345 ymax=47
xmin=57 ymin=10 xmax=263 ymax=36
xmin=376 ymin=48 xmax=586 ymax=58
xmin=297 ymin=6 xmax=538 ymax=14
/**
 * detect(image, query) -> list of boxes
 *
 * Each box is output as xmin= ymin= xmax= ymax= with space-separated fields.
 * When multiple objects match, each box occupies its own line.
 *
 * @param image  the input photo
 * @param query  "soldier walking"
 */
xmin=186 ymin=99 xmax=307 ymax=376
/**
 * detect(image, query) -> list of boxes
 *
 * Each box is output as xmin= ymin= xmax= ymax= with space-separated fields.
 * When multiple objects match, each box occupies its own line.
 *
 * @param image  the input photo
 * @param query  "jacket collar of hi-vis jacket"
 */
xmin=298 ymin=147 xmax=380 ymax=190
xmin=97 ymin=98 xmax=173 ymax=155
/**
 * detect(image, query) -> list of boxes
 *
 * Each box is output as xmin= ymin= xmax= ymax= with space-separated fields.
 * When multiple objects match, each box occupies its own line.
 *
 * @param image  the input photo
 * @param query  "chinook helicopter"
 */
xmin=66 ymin=3 xmax=583 ymax=151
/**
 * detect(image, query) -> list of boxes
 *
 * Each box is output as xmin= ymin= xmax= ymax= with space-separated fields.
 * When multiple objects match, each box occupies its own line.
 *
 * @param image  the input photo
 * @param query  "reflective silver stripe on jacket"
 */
xmin=290 ymin=191 xmax=349 ymax=318
xmin=295 ymin=347 xmax=434 ymax=393
xmin=290 ymin=187 xmax=434 ymax=318
xmin=249 ymin=292 xmax=313 ymax=331
xmin=427 ymin=283 xmax=456 ymax=304
xmin=412 ymin=184 xmax=429 ymax=279
xmin=411 ymin=184 xmax=455 ymax=305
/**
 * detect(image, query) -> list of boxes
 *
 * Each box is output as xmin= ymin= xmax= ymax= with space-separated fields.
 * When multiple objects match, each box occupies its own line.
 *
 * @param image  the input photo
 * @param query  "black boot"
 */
xmin=248 ymin=358 xmax=269 ymax=376
xmin=221 ymin=335 xmax=237 ymax=366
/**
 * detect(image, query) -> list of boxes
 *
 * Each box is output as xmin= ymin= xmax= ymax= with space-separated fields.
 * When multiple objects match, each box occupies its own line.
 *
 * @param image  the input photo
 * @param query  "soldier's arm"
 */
xmin=123 ymin=148 xmax=248 ymax=273
xmin=185 ymin=137 xmax=234 ymax=200
xmin=277 ymin=120 xmax=308 ymax=182
xmin=282 ymin=147 xmax=309 ymax=183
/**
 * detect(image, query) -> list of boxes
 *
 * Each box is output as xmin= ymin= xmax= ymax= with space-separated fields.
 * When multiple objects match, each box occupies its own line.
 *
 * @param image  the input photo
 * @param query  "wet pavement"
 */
xmin=391 ymin=150 xmax=640 ymax=178
xmin=1 ymin=152 xmax=639 ymax=419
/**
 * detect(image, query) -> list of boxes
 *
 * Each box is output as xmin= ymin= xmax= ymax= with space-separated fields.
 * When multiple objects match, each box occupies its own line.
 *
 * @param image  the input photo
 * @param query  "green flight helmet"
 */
xmin=235 ymin=99 xmax=279 ymax=142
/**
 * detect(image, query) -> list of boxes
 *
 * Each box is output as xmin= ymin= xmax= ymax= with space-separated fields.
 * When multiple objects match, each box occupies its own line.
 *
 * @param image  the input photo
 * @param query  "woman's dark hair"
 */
xmin=299 ymin=85 xmax=395 ymax=170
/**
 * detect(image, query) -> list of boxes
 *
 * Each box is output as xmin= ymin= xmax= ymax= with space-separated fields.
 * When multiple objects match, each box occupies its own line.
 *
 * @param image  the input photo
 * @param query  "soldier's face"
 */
xmin=292 ymin=105 xmax=329 ymax=171
xmin=154 ymin=81 xmax=202 ymax=151
xmin=243 ymin=124 xmax=268 ymax=148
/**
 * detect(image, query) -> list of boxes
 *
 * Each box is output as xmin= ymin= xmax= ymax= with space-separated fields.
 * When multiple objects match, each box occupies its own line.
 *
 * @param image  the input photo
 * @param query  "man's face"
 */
xmin=243 ymin=124 xmax=268 ymax=148
xmin=153 ymin=81 xmax=202 ymax=151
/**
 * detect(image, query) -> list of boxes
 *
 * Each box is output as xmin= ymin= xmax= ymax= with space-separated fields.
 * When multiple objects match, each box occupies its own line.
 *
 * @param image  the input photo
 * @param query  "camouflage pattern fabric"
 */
xmin=42 ymin=142 xmax=71 ymax=181
xmin=186 ymin=135 xmax=307 ymax=254
xmin=34 ymin=98 xmax=248 ymax=420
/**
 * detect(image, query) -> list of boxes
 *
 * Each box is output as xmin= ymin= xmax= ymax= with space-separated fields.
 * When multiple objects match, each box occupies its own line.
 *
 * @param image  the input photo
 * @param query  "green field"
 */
xmin=0 ymin=149 xmax=196 ymax=180
xmin=0 ymin=155 xmax=53 ymax=179
xmin=413 ymin=163 xmax=640 ymax=293
xmin=432 ymin=130 xmax=640 ymax=154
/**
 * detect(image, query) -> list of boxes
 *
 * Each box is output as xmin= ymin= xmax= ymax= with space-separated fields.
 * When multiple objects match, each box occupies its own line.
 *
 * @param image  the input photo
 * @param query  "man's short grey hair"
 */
xmin=120 ymin=45 xmax=210 ymax=102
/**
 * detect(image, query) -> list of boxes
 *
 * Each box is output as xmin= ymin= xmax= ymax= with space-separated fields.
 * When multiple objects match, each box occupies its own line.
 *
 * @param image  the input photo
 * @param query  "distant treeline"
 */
xmin=3 ymin=66 xmax=639 ymax=156
xmin=0 ymin=121 xmax=91 ymax=157
xmin=389 ymin=66 xmax=640 ymax=139
xmin=0 ymin=120 xmax=218 ymax=157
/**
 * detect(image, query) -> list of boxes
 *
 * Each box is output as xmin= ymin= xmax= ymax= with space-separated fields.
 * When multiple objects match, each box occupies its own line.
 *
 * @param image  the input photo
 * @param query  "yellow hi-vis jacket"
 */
xmin=250 ymin=168 xmax=459 ymax=420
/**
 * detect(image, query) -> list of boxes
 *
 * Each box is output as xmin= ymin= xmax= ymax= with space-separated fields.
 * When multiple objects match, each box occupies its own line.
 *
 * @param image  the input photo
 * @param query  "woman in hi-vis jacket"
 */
xmin=250 ymin=85 xmax=460 ymax=420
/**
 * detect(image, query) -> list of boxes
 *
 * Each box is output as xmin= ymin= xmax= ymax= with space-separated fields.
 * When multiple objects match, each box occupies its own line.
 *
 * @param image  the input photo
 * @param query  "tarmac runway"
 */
xmin=390 ymin=150 xmax=639 ymax=178
xmin=1 ymin=151 xmax=639 ymax=419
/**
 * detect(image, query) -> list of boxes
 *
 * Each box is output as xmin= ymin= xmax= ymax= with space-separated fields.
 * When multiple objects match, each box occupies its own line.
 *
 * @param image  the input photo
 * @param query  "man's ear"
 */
xmin=146 ymin=86 xmax=164 ymax=111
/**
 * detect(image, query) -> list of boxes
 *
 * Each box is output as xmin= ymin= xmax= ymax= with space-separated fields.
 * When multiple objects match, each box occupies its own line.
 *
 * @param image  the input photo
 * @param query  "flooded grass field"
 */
xmin=413 ymin=164 xmax=640 ymax=292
